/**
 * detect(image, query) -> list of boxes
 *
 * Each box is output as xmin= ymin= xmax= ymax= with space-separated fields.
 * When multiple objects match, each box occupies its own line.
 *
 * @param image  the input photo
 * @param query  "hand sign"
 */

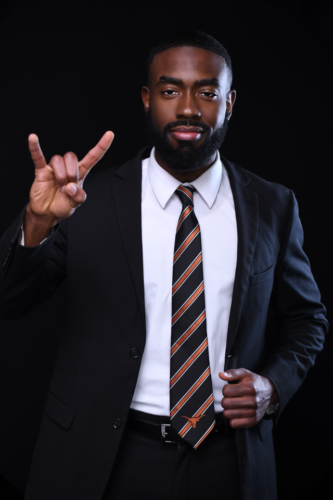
xmin=28 ymin=131 xmax=114 ymax=222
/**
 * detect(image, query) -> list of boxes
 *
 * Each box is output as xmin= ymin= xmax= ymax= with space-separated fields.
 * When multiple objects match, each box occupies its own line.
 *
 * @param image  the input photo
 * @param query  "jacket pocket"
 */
xmin=44 ymin=391 xmax=75 ymax=430
xmin=249 ymin=265 xmax=275 ymax=286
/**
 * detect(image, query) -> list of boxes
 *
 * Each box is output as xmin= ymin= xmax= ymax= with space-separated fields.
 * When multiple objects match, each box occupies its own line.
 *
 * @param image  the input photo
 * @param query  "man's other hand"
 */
xmin=219 ymin=368 xmax=279 ymax=428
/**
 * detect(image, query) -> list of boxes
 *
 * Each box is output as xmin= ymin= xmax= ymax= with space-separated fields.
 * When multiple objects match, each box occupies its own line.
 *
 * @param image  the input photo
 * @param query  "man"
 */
xmin=0 ymin=30 xmax=328 ymax=500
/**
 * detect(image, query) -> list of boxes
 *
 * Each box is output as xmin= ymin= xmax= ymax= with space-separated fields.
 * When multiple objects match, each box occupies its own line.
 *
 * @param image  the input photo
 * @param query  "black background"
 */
xmin=0 ymin=0 xmax=332 ymax=498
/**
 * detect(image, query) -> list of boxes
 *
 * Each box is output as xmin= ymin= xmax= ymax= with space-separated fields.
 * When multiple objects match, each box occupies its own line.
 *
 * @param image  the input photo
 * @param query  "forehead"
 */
xmin=149 ymin=46 xmax=228 ymax=86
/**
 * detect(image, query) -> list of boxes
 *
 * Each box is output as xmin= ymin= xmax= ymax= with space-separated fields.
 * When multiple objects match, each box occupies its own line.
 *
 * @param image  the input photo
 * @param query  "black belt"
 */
xmin=128 ymin=409 xmax=229 ymax=444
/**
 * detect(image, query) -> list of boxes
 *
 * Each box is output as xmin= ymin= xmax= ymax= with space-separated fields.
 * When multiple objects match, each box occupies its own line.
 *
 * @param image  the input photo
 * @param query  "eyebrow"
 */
xmin=157 ymin=75 xmax=220 ymax=87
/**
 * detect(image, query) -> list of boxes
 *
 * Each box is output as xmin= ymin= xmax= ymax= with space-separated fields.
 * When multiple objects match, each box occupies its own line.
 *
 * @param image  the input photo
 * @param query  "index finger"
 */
xmin=223 ymin=383 xmax=255 ymax=398
xmin=78 ymin=131 xmax=114 ymax=181
xmin=28 ymin=134 xmax=47 ymax=170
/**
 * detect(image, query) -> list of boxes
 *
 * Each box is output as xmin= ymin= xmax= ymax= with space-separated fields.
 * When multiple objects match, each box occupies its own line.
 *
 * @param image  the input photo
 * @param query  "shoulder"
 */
xmin=222 ymin=156 xmax=294 ymax=209
xmin=84 ymin=163 xmax=120 ymax=191
xmin=84 ymin=145 xmax=152 ymax=193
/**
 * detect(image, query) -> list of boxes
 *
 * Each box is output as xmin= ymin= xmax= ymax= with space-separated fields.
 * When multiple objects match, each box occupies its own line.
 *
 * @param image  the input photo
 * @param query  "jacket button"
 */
xmin=112 ymin=418 xmax=122 ymax=429
xmin=130 ymin=348 xmax=140 ymax=359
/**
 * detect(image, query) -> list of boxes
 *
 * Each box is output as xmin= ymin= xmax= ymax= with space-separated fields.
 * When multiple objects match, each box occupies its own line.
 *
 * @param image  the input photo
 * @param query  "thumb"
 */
xmin=63 ymin=183 xmax=87 ymax=208
xmin=219 ymin=368 xmax=248 ymax=383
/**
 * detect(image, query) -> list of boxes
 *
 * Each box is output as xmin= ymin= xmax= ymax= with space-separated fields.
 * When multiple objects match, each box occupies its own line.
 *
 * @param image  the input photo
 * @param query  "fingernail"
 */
xmin=223 ymin=372 xmax=231 ymax=377
xmin=67 ymin=184 xmax=77 ymax=195
xmin=61 ymin=186 xmax=66 ymax=193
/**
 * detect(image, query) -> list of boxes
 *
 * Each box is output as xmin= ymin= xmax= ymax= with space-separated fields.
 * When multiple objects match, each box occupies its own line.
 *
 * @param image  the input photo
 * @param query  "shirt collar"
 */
xmin=148 ymin=147 xmax=222 ymax=209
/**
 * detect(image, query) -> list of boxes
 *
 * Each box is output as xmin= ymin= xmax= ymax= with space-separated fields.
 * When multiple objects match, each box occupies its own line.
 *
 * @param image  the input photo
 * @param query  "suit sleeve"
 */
xmin=0 ymin=204 xmax=67 ymax=319
xmin=259 ymin=191 xmax=328 ymax=422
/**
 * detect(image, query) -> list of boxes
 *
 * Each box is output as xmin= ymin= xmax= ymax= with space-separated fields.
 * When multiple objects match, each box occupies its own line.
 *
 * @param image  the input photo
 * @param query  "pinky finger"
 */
xmin=229 ymin=418 xmax=256 ymax=429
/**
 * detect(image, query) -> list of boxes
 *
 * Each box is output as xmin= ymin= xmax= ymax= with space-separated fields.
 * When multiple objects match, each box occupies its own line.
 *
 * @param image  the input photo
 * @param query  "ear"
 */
xmin=226 ymin=89 xmax=236 ymax=119
xmin=141 ymin=86 xmax=150 ymax=113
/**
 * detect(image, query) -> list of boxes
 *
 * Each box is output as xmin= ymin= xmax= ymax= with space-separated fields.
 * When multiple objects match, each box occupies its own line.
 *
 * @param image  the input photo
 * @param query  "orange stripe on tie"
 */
xmin=172 ymin=282 xmax=204 ymax=326
xmin=174 ymin=226 xmax=200 ymax=263
xmin=172 ymin=254 xmax=202 ymax=295
xmin=170 ymin=339 xmax=208 ymax=388
xmin=177 ymin=206 xmax=193 ymax=231
xmin=171 ymin=311 xmax=206 ymax=356
xmin=194 ymin=421 xmax=216 ymax=449
xmin=170 ymin=367 xmax=210 ymax=418
xmin=178 ymin=186 xmax=193 ymax=202
xmin=179 ymin=394 xmax=214 ymax=437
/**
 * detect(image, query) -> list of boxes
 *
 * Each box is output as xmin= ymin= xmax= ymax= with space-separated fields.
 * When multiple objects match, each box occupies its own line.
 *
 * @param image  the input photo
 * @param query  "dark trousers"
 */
xmin=102 ymin=410 xmax=241 ymax=500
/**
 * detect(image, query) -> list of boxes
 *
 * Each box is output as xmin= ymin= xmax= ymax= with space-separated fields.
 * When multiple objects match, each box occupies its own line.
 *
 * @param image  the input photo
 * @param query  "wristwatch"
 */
xmin=265 ymin=402 xmax=279 ymax=415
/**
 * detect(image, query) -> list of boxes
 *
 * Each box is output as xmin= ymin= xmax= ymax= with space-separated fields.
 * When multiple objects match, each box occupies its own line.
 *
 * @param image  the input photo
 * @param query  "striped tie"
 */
xmin=170 ymin=185 xmax=216 ymax=449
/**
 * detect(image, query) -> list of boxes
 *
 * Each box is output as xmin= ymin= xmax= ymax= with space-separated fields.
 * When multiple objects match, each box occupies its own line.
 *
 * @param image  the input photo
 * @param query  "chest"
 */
xmin=141 ymin=174 xmax=238 ymax=304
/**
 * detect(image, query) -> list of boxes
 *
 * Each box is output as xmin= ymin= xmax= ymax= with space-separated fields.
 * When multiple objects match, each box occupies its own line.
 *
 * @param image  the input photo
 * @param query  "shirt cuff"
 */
xmin=20 ymin=223 xmax=55 ymax=246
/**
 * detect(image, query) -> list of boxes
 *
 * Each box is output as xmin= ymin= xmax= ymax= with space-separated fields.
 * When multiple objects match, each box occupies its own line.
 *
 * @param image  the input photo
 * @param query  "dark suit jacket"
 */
xmin=0 ymin=146 xmax=328 ymax=500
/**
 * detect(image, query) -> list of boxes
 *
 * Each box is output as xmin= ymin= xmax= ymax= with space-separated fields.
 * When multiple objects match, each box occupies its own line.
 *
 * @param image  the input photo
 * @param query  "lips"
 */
xmin=169 ymin=126 xmax=204 ymax=141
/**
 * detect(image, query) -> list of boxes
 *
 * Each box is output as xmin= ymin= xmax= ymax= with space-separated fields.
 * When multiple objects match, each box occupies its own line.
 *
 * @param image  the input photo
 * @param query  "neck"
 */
xmin=154 ymin=150 xmax=217 ymax=182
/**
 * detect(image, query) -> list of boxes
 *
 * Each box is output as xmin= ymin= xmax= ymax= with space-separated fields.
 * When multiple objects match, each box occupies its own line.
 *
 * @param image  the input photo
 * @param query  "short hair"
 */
xmin=146 ymin=29 xmax=233 ymax=90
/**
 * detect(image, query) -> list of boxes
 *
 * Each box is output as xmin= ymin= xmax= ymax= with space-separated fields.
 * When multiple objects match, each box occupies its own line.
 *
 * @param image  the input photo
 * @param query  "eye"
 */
xmin=162 ymin=89 xmax=178 ymax=96
xmin=201 ymin=92 xmax=217 ymax=98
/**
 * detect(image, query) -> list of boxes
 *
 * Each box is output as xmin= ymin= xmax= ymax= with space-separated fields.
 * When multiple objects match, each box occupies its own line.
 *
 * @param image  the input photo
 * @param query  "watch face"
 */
xmin=266 ymin=403 xmax=279 ymax=415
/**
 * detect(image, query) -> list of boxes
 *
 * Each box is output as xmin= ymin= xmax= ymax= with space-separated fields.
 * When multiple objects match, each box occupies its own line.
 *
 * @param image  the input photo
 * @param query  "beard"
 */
xmin=145 ymin=110 xmax=230 ymax=172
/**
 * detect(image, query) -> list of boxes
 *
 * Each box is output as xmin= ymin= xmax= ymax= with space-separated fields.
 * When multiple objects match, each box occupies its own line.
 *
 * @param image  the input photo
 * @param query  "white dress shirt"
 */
xmin=131 ymin=147 xmax=237 ymax=415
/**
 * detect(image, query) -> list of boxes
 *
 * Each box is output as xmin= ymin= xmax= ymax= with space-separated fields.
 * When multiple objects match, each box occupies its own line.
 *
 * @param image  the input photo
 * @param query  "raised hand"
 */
xmin=28 ymin=131 xmax=114 ymax=221
xmin=23 ymin=131 xmax=114 ymax=246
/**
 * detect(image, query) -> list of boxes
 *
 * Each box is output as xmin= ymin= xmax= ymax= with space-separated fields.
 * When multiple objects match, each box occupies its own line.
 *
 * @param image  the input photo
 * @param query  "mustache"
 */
xmin=163 ymin=120 xmax=211 ymax=135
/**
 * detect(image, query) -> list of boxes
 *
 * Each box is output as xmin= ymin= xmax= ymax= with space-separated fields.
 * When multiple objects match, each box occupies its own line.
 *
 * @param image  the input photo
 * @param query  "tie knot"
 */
xmin=175 ymin=185 xmax=196 ymax=207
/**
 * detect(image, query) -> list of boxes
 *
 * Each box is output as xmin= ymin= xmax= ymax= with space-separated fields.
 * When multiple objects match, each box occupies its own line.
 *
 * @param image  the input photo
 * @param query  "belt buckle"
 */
xmin=161 ymin=423 xmax=177 ymax=444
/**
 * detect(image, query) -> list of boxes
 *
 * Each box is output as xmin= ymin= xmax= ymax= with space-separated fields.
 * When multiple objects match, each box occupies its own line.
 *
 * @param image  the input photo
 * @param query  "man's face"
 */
xmin=142 ymin=46 xmax=236 ymax=172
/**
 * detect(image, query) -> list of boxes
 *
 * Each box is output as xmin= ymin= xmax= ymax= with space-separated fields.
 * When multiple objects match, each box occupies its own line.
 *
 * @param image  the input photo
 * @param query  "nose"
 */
xmin=176 ymin=91 xmax=201 ymax=120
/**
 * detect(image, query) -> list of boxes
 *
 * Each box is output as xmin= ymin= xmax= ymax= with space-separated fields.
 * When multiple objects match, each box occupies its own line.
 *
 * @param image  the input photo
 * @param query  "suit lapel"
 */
xmin=112 ymin=147 xmax=152 ymax=325
xmin=221 ymin=155 xmax=259 ymax=358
